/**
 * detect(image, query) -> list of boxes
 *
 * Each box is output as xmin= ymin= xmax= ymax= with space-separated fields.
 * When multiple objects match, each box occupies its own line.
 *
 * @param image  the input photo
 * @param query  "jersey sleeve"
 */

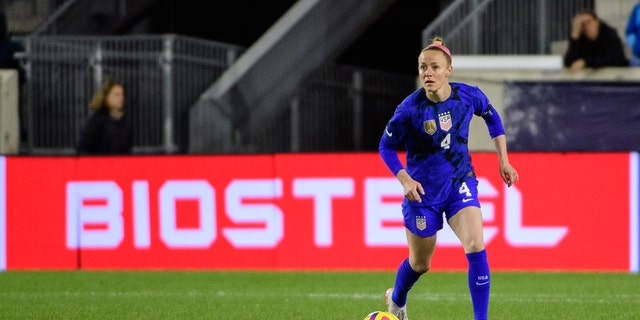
xmin=379 ymin=103 xmax=409 ymax=175
xmin=473 ymin=87 xmax=505 ymax=138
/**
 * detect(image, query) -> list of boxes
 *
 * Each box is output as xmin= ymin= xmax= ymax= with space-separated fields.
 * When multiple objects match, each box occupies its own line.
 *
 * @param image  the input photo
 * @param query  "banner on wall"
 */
xmin=0 ymin=153 xmax=637 ymax=271
xmin=504 ymin=81 xmax=640 ymax=151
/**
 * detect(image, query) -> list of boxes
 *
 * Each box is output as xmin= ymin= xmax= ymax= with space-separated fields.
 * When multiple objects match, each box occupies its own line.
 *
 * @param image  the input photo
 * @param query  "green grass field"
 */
xmin=0 ymin=271 xmax=638 ymax=319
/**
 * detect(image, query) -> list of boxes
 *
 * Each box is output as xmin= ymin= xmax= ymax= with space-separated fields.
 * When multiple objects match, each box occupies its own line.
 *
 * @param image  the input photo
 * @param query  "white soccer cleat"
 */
xmin=384 ymin=288 xmax=409 ymax=320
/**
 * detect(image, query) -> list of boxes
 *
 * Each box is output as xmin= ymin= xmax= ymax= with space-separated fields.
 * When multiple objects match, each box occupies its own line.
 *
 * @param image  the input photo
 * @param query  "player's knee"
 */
xmin=464 ymin=239 xmax=485 ymax=254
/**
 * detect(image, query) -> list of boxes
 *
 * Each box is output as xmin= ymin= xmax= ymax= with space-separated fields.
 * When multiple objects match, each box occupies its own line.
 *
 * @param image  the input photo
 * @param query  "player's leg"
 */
xmin=386 ymin=230 xmax=436 ymax=320
xmin=395 ymin=229 xmax=436 ymax=301
xmin=448 ymin=206 xmax=485 ymax=253
xmin=448 ymin=206 xmax=490 ymax=320
xmin=386 ymin=204 xmax=441 ymax=320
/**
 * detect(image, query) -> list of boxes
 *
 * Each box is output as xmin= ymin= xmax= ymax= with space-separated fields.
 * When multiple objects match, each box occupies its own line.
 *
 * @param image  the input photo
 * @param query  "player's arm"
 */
xmin=479 ymin=102 xmax=518 ymax=187
xmin=379 ymin=144 xmax=425 ymax=203
xmin=378 ymin=105 xmax=424 ymax=202
xmin=379 ymin=133 xmax=424 ymax=202
xmin=492 ymin=134 xmax=518 ymax=187
xmin=395 ymin=169 xmax=425 ymax=202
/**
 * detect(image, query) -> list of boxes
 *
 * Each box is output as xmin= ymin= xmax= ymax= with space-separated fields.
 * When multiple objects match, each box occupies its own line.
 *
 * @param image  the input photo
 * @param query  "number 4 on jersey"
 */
xmin=440 ymin=133 xmax=451 ymax=149
xmin=459 ymin=181 xmax=471 ymax=197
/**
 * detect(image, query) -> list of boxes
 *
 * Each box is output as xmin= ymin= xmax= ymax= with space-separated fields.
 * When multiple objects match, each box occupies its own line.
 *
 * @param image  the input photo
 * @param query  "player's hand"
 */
xmin=396 ymin=169 xmax=425 ymax=202
xmin=403 ymin=179 xmax=425 ymax=202
xmin=500 ymin=162 xmax=518 ymax=187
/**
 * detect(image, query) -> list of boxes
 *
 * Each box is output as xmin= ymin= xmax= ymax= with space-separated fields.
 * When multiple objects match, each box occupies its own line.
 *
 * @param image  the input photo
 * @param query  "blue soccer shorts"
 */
xmin=401 ymin=176 xmax=480 ymax=237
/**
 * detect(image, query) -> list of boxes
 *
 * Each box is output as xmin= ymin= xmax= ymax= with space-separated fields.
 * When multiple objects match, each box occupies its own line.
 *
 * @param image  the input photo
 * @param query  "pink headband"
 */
xmin=425 ymin=43 xmax=452 ymax=62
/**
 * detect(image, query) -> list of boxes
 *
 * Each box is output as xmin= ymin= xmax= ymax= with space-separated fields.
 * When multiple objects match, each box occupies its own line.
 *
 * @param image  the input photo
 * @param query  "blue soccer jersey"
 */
xmin=379 ymin=82 xmax=504 ymax=205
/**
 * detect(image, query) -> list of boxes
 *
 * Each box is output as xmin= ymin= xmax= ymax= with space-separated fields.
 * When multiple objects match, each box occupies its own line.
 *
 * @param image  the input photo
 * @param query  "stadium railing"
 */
xmin=17 ymin=35 xmax=243 ymax=154
xmin=422 ymin=0 xmax=597 ymax=55
xmin=14 ymin=35 xmax=416 ymax=155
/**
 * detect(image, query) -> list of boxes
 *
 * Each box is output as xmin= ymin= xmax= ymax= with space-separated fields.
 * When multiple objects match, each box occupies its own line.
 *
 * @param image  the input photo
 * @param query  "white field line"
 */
xmin=1 ymin=290 xmax=638 ymax=304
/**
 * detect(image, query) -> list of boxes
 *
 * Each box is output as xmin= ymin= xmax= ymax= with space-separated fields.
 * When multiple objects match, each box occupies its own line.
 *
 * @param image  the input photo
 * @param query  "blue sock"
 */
xmin=392 ymin=258 xmax=422 ymax=307
xmin=466 ymin=249 xmax=490 ymax=320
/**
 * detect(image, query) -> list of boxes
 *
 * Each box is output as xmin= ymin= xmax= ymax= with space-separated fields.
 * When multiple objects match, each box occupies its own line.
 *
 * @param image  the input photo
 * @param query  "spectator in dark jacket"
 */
xmin=77 ymin=79 xmax=133 ymax=155
xmin=564 ymin=9 xmax=628 ymax=73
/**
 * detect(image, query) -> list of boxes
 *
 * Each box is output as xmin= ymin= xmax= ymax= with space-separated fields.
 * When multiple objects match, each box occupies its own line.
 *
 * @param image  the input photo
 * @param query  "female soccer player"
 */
xmin=378 ymin=37 xmax=518 ymax=320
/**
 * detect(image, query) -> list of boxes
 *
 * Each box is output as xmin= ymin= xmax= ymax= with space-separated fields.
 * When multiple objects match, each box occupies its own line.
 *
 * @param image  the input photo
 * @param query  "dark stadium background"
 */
xmin=146 ymin=0 xmax=444 ymax=76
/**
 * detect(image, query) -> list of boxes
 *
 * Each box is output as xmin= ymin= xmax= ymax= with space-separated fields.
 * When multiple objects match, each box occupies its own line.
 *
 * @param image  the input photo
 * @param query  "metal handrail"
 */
xmin=421 ymin=0 xmax=595 ymax=55
xmin=30 ymin=0 xmax=78 ymax=36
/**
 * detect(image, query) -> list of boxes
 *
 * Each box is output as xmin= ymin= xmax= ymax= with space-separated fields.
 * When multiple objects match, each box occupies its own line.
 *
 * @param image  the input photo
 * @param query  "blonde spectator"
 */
xmin=77 ymin=79 xmax=133 ymax=155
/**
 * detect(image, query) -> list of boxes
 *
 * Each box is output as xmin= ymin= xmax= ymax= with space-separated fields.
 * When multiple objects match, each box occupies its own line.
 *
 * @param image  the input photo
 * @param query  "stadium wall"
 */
xmin=451 ymin=64 xmax=640 ymax=152
xmin=0 ymin=152 xmax=638 ymax=272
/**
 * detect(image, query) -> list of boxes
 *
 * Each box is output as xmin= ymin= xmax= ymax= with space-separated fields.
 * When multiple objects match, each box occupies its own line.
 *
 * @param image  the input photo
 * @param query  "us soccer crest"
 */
xmin=423 ymin=120 xmax=437 ymax=135
xmin=416 ymin=216 xmax=427 ymax=231
xmin=438 ymin=111 xmax=452 ymax=131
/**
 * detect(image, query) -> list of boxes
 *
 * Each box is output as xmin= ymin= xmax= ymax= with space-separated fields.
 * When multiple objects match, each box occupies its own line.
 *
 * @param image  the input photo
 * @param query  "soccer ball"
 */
xmin=362 ymin=311 xmax=399 ymax=320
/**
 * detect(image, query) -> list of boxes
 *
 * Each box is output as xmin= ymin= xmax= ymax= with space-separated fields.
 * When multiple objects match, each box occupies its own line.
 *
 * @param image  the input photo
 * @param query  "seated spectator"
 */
xmin=626 ymin=2 xmax=640 ymax=66
xmin=77 ymin=79 xmax=133 ymax=155
xmin=563 ymin=9 xmax=628 ymax=73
